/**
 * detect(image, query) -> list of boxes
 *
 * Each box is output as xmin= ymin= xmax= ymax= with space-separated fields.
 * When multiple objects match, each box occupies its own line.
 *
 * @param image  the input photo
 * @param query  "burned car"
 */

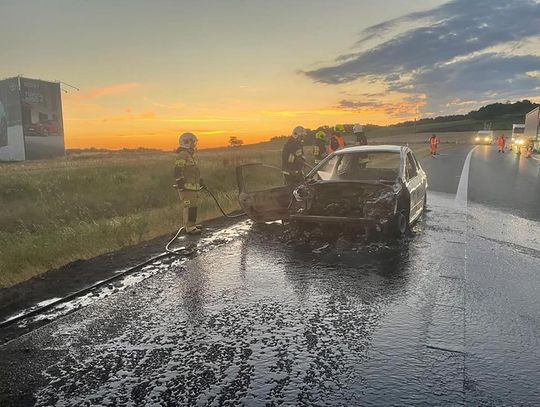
xmin=237 ymin=145 xmax=428 ymax=236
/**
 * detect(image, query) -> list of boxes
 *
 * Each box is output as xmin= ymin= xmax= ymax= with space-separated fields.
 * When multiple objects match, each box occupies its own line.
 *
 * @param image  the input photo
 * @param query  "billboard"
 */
xmin=0 ymin=77 xmax=25 ymax=161
xmin=20 ymin=78 xmax=65 ymax=160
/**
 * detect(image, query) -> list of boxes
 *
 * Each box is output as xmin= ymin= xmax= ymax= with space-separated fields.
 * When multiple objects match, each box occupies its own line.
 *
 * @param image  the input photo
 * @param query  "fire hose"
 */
xmin=165 ymin=185 xmax=245 ymax=254
xmin=1 ymin=186 xmax=245 ymax=331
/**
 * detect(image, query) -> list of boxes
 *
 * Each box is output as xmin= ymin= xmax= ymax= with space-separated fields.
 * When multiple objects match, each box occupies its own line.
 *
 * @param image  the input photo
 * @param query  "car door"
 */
xmin=404 ymin=151 xmax=424 ymax=222
xmin=236 ymin=163 xmax=295 ymax=223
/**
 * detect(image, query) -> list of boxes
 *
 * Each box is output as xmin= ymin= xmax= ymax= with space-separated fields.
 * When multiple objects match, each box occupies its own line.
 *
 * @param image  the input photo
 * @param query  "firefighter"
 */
xmin=353 ymin=123 xmax=367 ymax=145
xmin=174 ymin=132 xmax=202 ymax=235
xmin=328 ymin=124 xmax=346 ymax=153
xmin=429 ymin=134 xmax=439 ymax=155
xmin=282 ymin=126 xmax=306 ymax=185
xmin=497 ymin=134 xmax=505 ymax=153
xmin=313 ymin=130 xmax=327 ymax=164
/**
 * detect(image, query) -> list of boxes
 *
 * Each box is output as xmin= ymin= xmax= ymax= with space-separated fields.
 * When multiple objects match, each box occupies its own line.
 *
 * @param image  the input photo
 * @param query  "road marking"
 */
xmin=455 ymin=146 xmax=478 ymax=206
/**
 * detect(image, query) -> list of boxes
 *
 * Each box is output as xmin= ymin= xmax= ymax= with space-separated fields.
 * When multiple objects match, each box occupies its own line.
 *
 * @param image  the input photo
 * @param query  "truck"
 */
xmin=510 ymin=124 xmax=525 ymax=152
xmin=524 ymin=107 xmax=539 ymax=153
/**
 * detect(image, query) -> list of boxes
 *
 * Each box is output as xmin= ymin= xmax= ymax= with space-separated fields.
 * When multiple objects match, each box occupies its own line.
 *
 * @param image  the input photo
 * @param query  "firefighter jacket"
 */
xmin=313 ymin=138 xmax=327 ymax=161
xmin=174 ymin=147 xmax=200 ymax=191
xmin=282 ymin=137 xmax=305 ymax=174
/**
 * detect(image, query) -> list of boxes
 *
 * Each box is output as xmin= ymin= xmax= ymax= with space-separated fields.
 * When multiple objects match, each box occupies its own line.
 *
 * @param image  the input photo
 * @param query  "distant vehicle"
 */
xmin=237 ymin=145 xmax=428 ymax=237
xmin=510 ymin=124 xmax=526 ymax=151
xmin=474 ymin=130 xmax=493 ymax=145
xmin=25 ymin=120 xmax=59 ymax=137
xmin=0 ymin=101 xmax=7 ymax=147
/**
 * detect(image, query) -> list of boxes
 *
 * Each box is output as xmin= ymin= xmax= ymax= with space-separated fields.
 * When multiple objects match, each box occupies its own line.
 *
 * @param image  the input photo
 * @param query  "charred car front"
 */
xmin=237 ymin=145 xmax=427 ymax=236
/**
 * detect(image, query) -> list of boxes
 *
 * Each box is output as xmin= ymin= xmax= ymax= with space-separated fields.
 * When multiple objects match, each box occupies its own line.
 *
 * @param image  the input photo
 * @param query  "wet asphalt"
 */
xmin=1 ymin=145 xmax=539 ymax=406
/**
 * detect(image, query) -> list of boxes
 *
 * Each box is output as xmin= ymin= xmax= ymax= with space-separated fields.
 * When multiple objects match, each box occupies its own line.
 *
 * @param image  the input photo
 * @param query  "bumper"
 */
xmin=290 ymin=214 xmax=380 ymax=225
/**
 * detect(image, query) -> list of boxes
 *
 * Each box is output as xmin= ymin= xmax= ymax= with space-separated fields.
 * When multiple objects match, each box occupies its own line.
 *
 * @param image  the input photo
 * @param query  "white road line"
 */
xmin=455 ymin=146 xmax=478 ymax=207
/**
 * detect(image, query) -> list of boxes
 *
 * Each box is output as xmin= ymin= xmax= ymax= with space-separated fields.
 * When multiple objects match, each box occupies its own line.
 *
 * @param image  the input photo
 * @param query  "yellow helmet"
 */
xmin=335 ymin=124 xmax=345 ymax=133
xmin=315 ymin=131 xmax=326 ymax=140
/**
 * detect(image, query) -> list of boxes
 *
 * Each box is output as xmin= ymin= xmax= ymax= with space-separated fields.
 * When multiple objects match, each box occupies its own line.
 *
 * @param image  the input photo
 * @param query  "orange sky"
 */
xmin=62 ymin=81 xmax=423 ymax=150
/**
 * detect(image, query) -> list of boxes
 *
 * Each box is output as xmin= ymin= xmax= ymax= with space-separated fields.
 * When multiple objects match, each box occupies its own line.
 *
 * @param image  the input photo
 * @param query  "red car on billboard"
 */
xmin=25 ymin=120 xmax=59 ymax=137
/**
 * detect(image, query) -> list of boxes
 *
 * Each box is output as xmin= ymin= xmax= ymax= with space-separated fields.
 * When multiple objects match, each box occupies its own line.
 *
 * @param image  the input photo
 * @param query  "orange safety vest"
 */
xmin=328 ymin=134 xmax=346 ymax=153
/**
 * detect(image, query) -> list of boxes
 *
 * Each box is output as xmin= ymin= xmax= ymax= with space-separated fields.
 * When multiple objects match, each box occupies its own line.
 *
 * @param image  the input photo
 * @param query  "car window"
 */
xmin=241 ymin=164 xmax=285 ymax=192
xmin=406 ymin=152 xmax=417 ymax=180
xmin=411 ymin=152 xmax=422 ymax=172
xmin=333 ymin=152 xmax=400 ymax=181
xmin=315 ymin=155 xmax=339 ymax=180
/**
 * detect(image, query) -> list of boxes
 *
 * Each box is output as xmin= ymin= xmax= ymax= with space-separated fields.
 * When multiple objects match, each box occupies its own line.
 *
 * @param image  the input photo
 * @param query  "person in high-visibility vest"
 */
xmin=313 ymin=130 xmax=327 ymax=164
xmin=174 ymin=133 xmax=202 ymax=234
xmin=429 ymin=134 xmax=439 ymax=155
xmin=282 ymin=126 xmax=307 ymax=185
xmin=526 ymin=144 xmax=533 ymax=158
xmin=328 ymin=124 xmax=346 ymax=153
xmin=497 ymin=134 xmax=505 ymax=153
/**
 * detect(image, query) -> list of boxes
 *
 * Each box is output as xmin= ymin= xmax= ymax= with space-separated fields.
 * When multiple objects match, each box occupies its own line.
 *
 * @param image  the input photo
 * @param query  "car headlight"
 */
xmin=517 ymin=139 xmax=524 ymax=145
xmin=485 ymin=137 xmax=490 ymax=141
xmin=475 ymin=137 xmax=480 ymax=141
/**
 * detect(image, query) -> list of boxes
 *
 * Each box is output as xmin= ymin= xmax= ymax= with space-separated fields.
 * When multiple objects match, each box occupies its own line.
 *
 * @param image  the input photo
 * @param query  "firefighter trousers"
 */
xmin=177 ymin=189 xmax=199 ymax=230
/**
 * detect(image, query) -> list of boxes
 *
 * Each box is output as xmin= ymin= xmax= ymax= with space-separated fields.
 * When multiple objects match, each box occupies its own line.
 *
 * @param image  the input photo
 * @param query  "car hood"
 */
xmin=292 ymin=180 xmax=399 ymax=219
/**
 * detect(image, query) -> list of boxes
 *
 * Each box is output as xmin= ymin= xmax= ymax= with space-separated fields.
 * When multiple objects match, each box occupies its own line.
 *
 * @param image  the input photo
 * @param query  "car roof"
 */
xmin=334 ymin=145 xmax=405 ymax=154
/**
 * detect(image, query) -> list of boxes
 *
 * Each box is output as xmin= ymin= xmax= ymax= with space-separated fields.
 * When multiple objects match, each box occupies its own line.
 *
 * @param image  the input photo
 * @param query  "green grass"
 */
xmin=0 ymin=144 xmax=282 ymax=287
xmin=0 ymin=140 xmax=441 ymax=288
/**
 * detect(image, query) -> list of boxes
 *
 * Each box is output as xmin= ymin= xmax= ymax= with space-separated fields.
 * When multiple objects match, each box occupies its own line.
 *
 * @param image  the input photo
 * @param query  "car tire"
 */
xmin=423 ymin=192 xmax=427 ymax=211
xmin=389 ymin=203 xmax=409 ymax=238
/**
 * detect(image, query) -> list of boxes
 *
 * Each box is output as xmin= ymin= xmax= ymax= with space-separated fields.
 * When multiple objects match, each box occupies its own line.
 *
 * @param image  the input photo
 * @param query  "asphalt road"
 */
xmin=1 ymin=145 xmax=539 ymax=406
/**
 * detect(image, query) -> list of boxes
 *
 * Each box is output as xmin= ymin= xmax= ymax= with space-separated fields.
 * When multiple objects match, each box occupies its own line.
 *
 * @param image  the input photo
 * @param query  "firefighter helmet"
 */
xmin=179 ymin=132 xmax=198 ymax=149
xmin=315 ymin=131 xmax=326 ymax=140
xmin=292 ymin=126 xmax=307 ymax=139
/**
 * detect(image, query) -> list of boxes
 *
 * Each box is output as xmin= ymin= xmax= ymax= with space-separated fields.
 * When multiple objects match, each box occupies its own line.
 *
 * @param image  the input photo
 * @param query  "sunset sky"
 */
xmin=1 ymin=0 xmax=539 ymax=149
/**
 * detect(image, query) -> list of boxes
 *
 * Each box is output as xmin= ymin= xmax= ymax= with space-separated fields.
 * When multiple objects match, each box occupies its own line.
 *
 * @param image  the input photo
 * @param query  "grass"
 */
xmin=0 ymin=139 xmax=445 ymax=288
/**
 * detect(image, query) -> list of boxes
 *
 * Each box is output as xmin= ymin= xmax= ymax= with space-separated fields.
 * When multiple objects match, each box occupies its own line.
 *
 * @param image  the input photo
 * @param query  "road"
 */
xmin=1 ymin=145 xmax=539 ymax=406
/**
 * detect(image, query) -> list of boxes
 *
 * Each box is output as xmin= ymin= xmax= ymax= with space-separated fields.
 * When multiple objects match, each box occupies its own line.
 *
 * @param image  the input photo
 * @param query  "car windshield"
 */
xmin=313 ymin=151 xmax=400 ymax=182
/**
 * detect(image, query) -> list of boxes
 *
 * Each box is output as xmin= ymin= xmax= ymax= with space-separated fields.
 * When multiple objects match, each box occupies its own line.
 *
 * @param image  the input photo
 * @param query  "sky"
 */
xmin=1 ymin=0 xmax=539 ymax=149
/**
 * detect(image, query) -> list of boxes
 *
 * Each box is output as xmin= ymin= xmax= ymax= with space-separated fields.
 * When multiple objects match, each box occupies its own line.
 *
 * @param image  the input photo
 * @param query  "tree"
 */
xmin=229 ymin=136 xmax=244 ymax=148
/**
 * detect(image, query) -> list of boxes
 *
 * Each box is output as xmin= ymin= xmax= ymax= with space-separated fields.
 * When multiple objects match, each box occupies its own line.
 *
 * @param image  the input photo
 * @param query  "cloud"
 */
xmin=87 ymin=82 xmax=141 ymax=98
xmin=304 ymin=0 xmax=540 ymax=114
xmin=337 ymin=99 xmax=423 ymax=118
xmin=260 ymin=109 xmax=352 ymax=118
xmin=101 ymin=111 xmax=156 ymax=122
xmin=391 ymin=53 xmax=540 ymax=111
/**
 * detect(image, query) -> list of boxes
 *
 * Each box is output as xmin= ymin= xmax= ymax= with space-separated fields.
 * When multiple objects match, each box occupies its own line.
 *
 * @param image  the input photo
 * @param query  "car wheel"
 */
xmin=388 ymin=201 xmax=409 ymax=238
